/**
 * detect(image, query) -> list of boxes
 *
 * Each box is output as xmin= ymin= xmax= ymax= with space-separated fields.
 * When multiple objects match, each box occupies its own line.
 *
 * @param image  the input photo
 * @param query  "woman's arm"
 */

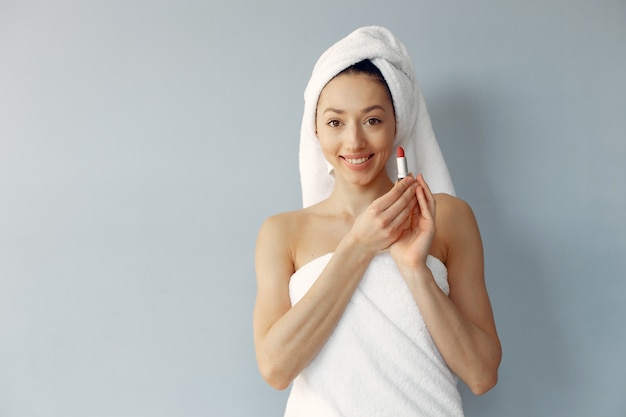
xmin=253 ymin=220 xmax=374 ymax=390
xmin=390 ymin=177 xmax=501 ymax=395
xmin=253 ymin=177 xmax=418 ymax=390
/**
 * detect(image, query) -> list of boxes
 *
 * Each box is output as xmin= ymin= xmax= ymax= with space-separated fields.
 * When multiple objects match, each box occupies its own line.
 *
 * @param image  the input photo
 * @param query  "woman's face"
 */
xmin=316 ymin=73 xmax=396 ymax=186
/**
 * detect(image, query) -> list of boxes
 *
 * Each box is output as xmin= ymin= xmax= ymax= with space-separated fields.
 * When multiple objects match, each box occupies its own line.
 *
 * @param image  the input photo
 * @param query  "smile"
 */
xmin=343 ymin=155 xmax=373 ymax=165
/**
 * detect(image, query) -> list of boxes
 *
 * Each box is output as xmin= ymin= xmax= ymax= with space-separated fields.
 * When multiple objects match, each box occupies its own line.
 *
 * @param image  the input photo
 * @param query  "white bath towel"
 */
xmin=286 ymin=252 xmax=464 ymax=416
xmin=299 ymin=26 xmax=455 ymax=208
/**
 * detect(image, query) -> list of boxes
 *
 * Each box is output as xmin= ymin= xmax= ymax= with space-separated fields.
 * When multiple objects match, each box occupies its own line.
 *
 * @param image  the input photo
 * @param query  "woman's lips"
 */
xmin=340 ymin=154 xmax=374 ymax=170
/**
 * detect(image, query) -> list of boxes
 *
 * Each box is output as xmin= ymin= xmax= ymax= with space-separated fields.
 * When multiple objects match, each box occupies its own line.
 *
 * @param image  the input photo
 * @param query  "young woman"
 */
xmin=253 ymin=26 xmax=501 ymax=416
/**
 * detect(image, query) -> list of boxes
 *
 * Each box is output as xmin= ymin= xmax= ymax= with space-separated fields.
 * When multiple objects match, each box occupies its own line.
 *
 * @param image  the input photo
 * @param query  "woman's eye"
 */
xmin=366 ymin=118 xmax=381 ymax=126
xmin=327 ymin=120 xmax=341 ymax=127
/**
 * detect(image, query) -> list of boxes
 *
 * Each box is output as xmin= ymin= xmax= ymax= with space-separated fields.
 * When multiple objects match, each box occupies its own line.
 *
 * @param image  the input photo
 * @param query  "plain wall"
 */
xmin=1 ymin=0 xmax=624 ymax=416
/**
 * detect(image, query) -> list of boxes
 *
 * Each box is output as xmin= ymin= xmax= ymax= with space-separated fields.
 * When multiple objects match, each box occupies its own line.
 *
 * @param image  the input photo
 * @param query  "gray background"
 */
xmin=1 ymin=0 xmax=624 ymax=416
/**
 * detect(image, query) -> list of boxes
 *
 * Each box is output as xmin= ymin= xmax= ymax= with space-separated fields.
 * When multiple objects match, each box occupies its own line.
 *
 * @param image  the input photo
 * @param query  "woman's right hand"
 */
xmin=348 ymin=176 xmax=418 ymax=254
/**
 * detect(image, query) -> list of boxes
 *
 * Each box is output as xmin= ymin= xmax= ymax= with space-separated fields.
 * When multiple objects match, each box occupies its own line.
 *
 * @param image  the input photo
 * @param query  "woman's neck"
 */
xmin=326 ymin=174 xmax=394 ymax=217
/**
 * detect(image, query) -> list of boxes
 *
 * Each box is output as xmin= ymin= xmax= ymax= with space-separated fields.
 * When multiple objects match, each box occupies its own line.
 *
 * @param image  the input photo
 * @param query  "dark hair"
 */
xmin=336 ymin=60 xmax=394 ymax=109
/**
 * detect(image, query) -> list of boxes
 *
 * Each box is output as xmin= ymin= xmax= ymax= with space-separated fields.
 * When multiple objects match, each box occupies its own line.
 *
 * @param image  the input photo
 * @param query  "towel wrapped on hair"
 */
xmin=299 ymin=25 xmax=455 ymax=208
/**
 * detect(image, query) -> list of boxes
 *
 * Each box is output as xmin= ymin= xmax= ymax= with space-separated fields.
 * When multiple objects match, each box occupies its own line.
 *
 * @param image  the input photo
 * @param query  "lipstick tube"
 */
xmin=396 ymin=147 xmax=408 ymax=181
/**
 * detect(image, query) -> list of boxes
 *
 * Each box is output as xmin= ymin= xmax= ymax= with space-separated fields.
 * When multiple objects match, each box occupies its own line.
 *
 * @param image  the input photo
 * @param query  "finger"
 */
xmin=416 ymin=174 xmax=436 ymax=218
xmin=386 ymin=180 xmax=418 ymax=220
xmin=416 ymin=174 xmax=431 ymax=194
xmin=372 ymin=176 xmax=416 ymax=212
xmin=416 ymin=186 xmax=436 ymax=225
xmin=368 ymin=176 xmax=419 ymax=238
xmin=407 ymin=190 xmax=418 ymax=215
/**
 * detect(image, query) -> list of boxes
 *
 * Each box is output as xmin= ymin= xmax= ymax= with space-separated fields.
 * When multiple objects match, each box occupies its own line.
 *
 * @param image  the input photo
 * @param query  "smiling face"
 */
xmin=315 ymin=72 xmax=396 ymax=187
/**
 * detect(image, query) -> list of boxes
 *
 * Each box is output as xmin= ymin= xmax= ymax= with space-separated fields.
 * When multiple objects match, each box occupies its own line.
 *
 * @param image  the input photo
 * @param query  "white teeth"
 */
xmin=345 ymin=157 xmax=369 ymax=165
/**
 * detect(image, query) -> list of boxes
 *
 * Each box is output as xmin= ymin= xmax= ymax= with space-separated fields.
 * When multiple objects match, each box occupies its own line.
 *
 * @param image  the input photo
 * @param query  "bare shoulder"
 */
xmin=433 ymin=192 xmax=473 ymax=213
xmin=257 ymin=209 xmax=307 ymax=265
xmin=432 ymin=193 xmax=482 ymax=265
xmin=434 ymin=193 xmax=478 ymax=229
xmin=258 ymin=207 xmax=318 ymax=240
xmin=258 ymin=209 xmax=301 ymax=239
xmin=258 ymin=202 xmax=346 ymax=271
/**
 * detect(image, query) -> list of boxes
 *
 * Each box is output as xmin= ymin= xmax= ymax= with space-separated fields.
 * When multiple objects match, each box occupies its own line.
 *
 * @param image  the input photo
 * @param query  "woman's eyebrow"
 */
xmin=361 ymin=104 xmax=386 ymax=114
xmin=322 ymin=105 xmax=386 ymax=115
xmin=322 ymin=107 xmax=345 ymax=115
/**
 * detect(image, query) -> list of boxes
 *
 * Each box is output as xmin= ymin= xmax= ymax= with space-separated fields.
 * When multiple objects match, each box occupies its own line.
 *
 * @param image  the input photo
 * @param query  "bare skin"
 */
xmin=253 ymin=73 xmax=501 ymax=394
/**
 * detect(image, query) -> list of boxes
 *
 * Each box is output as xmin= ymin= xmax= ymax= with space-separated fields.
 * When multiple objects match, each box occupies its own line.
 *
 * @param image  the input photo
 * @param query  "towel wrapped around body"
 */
xmin=290 ymin=25 xmax=463 ymax=416
xmin=285 ymin=252 xmax=464 ymax=417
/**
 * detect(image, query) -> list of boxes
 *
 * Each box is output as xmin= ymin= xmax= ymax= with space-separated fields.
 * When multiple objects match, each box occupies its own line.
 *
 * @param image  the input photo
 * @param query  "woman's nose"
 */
xmin=344 ymin=123 xmax=366 ymax=150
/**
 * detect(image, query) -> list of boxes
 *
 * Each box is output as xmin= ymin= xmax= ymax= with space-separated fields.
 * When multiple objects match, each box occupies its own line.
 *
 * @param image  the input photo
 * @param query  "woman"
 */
xmin=253 ymin=26 xmax=501 ymax=416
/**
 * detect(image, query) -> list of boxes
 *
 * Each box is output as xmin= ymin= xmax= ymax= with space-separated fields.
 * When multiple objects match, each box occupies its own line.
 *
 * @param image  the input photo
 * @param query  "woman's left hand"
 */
xmin=389 ymin=174 xmax=436 ymax=271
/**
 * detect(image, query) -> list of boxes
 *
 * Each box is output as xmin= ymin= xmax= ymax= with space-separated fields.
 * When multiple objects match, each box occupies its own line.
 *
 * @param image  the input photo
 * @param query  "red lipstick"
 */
xmin=396 ymin=147 xmax=408 ymax=180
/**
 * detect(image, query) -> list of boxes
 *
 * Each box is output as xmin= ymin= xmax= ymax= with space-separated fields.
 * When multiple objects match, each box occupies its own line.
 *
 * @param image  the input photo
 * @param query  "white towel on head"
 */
xmin=299 ymin=26 xmax=455 ymax=208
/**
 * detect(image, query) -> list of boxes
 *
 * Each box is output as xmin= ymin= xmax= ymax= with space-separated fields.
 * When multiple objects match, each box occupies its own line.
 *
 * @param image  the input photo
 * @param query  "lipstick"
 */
xmin=396 ymin=147 xmax=408 ymax=180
